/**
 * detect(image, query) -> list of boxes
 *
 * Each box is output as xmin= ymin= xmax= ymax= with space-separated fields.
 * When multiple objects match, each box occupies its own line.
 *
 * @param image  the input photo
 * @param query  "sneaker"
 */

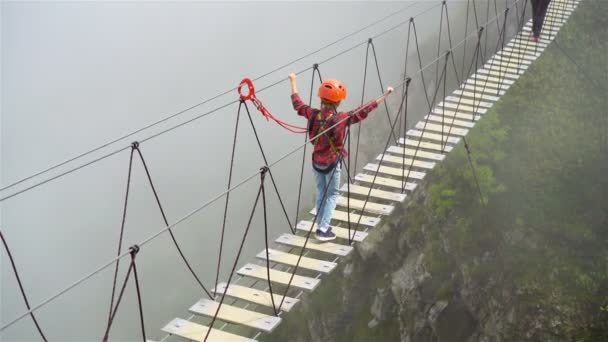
xmin=315 ymin=228 xmax=336 ymax=242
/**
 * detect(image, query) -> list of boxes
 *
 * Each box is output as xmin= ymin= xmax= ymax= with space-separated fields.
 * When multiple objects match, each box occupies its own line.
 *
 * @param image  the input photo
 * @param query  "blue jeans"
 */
xmin=313 ymin=164 xmax=341 ymax=233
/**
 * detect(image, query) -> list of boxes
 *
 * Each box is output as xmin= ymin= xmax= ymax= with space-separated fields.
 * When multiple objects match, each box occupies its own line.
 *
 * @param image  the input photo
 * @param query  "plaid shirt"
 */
xmin=291 ymin=93 xmax=378 ymax=168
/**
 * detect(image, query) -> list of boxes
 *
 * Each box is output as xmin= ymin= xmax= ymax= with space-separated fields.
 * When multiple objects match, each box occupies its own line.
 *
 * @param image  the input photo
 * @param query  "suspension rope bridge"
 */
xmin=0 ymin=0 xmax=584 ymax=341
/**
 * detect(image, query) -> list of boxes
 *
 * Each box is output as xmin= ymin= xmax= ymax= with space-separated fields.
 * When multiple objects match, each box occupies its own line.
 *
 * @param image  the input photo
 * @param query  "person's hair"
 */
xmin=321 ymin=100 xmax=340 ymax=112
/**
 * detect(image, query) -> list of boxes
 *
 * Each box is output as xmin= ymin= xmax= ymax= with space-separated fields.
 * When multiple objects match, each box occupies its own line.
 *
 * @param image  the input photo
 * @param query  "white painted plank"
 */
xmin=354 ymin=173 xmax=418 ymax=191
xmin=424 ymin=115 xmax=475 ymax=128
xmin=398 ymin=136 xmax=456 ymax=152
xmin=297 ymin=220 xmax=369 ymax=242
xmin=472 ymin=73 xmax=515 ymax=86
xmin=464 ymin=78 xmax=510 ymax=92
xmin=461 ymin=84 xmax=505 ymax=97
xmin=189 ymin=299 xmax=281 ymax=333
xmin=376 ymin=154 xmax=437 ymax=169
xmin=493 ymin=55 xmax=532 ymax=67
xmin=478 ymin=68 xmax=520 ymax=80
xmin=387 ymin=145 xmax=447 ymax=161
xmin=444 ymin=95 xmax=493 ymax=108
xmin=237 ymin=263 xmax=320 ymax=291
xmin=256 ymin=248 xmax=337 ymax=274
xmin=162 ymin=318 xmax=256 ymax=342
xmin=276 ymin=233 xmax=354 ymax=256
xmin=364 ymin=163 xmax=426 ymax=180
xmin=339 ymin=183 xmax=406 ymax=202
xmin=336 ymin=195 xmax=394 ymax=215
xmin=451 ymin=89 xmax=499 ymax=102
xmin=212 ymin=283 xmax=298 ymax=312
xmin=415 ymin=122 xmax=469 ymax=137
xmin=309 ymin=207 xmax=380 ymax=227
xmin=407 ymin=129 xmax=461 ymax=144
xmin=439 ymin=100 xmax=488 ymax=114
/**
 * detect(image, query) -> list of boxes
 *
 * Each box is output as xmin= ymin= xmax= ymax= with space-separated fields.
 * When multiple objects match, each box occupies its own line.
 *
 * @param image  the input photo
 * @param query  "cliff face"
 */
xmin=265 ymin=1 xmax=607 ymax=341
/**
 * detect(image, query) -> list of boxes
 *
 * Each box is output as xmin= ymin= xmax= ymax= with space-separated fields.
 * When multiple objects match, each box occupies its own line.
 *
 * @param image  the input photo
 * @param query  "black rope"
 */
xmin=242 ymin=102 xmax=295 ymax=233
xmin=403 ymin=51 xmax=450 ymax=193
xmin=348 ymin=77 xmax=412 ymax=245
xmin=204 ymin=168 xmax=265 ymax=341
xmin=463 ymin=138 xmax=486 ymax=205
xmin=260 ymin=168 xmax=279 ymax=316
xmin=130 ymin=246 xmax=147 ymax=342
xmin=103 ymin=245 xmax=145 ymax=342
xmin=461 ymin=0 xmax=472 ymax=79
xmin=353 ymin=41 xmax=371 ymax=173
xmin=107 ymin=144 xmax=136 ymax=325
xmin=214 ymin=101 xmax=243 ymax=297
xmin=401 ymin=80 xmax=412 ymax=193
xmin=370 ymin=39 xmax=399 ymax=143
xmin=443 ymin=2 xmax=462 ymax=86
xmin=134 ymin=143 xmax=213 ymax=299
xmin=411 ymin=18 xmax=433 ymax=110
xmin=435 ymin=2 xmax=446 ymax=87
xmin=553 ymin=39 xmax=606 ymax=92
xmin=0 ymin=229 xmax=48 ymax=341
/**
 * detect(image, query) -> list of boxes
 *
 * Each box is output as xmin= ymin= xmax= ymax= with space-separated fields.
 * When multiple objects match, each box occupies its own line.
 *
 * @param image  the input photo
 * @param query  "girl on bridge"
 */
xmin=289 ymin=73 xmax=393 ymax=241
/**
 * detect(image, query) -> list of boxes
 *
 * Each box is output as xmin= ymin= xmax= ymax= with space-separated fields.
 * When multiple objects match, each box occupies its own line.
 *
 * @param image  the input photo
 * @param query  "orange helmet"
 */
xmin=318 ymin=79 xmax=347 ymax=103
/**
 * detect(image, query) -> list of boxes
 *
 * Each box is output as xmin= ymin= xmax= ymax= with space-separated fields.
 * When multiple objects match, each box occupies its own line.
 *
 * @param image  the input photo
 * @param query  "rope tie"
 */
xmin=238 ymin=78 xmax=307 ymax=133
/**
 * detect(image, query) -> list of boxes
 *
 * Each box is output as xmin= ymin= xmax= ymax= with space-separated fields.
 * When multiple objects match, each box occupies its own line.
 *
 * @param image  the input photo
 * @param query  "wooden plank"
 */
xmin=276 ymin=233 xmax=354 ymax=256
xmin=162 ymin=318 xmax=256 ymax=342
xmin=336 ymin=195 xmax=394 ymax=215
xmin=237 ymin=263 xmax=320 ymax=291
xmin=461 ymin=84 xmax=505 ymax=97
xmin=507 ymin=42 xmax=545 ymax=54
xmin=189 ymin=299 xmax=281 ymax=333
xmin=213 ymin=283 xmax=298 ymax=312
xmin=498 ymin=49 xmax=538 ymax=61
xmin=354 ymin=173 xmax=418 ymax=191
xmin=407 ymin=129 xmax=461 ymax=145
xmin=309 ymin=207 xmax=380 ymax=227
xmin=339 ymin=183 xmax=406 ymax=202
xmin=297 ymin=220 xmax=369 ymax=242
xmin=452 ymin=89 xmax=499 ymax=102
xmin=511 ymin=36 xmax=550 ymax=47
xmin=464 ymin=78 xmax=510 ymax=93
xmin=256 ymin=248 xmax=337 ymax=274
xmin=478 ymin=68 xmax=520 ymax=80
xmin=439 ymin=100 xmax=488 ymax=114
xmin=471 ymin=73 xmax=515 ymax=86
xmin=493 ymin=55 xmax=532 ymax=67
xmin=484 ymin=60 xmax=527 ymax=74
xmin=508 ymin=40 xmax=549 ymax=51
xmin=444 ymin=95 xmax=493 ymax=108
xmin=415 ymin=122 xmax=469 ymax=137
xmin=376 ymin=153 xmax=437 ymax=169
xmin=364 ymin=163 xmax=426 ymax=180
xmin=424 ymin=115 xmax=476 ymax=128
xmin=398 ymin=136 xmax=456 ymax=152
xmin=387 ymin=145 xmax=446 ymax=161
xmin=522 ymin=23 xmax=559 ymax=35
xmin=487 ymin=56 xmax=530 ymax=69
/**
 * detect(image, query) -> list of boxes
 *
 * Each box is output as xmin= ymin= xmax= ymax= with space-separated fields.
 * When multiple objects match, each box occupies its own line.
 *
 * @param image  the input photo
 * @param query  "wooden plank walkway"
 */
xmin=161 ymin=1 xmax=580 ymax=340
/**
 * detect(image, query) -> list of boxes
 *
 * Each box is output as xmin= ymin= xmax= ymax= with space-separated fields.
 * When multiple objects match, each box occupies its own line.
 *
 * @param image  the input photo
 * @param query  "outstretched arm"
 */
xmin=376 ymin=86 xmax=394 ymax=104
xmin=289 ymin=73 xmax=298 ymax=95
xmin=289 ymin=73 xmax=315 ymax=119
xmin=348 ymin=87 xmax=394 ymax=123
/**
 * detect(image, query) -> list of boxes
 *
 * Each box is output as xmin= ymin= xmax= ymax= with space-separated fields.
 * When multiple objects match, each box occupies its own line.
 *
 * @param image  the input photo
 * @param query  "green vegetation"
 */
xmin=423 ymin=0 xmax=608 ymax=339
xmin=262 ymin=1 xmax=607 ymax=340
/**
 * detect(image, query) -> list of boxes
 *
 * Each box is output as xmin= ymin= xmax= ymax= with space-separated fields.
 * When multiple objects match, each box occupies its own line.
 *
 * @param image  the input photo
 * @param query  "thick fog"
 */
xmin=1 ymin=1 xmax=526 ymax=340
